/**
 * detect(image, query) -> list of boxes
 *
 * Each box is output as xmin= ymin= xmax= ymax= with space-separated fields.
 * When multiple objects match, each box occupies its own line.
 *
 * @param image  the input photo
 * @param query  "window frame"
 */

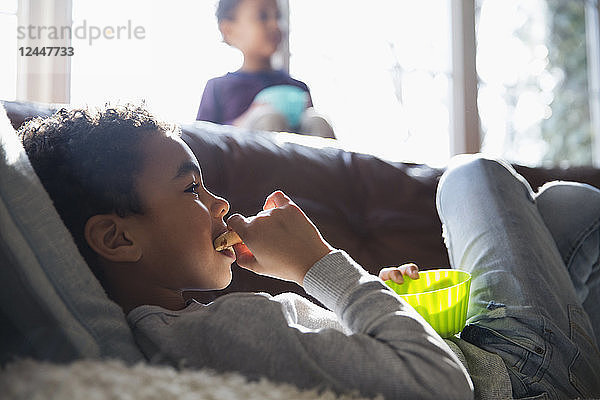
xmin=586 ymin=0 xmax=600 ymax=166
xmin=451 ymin=0 xmax=480 ymax=155
xmin=16 ymin=0 xmax=72 ymax=104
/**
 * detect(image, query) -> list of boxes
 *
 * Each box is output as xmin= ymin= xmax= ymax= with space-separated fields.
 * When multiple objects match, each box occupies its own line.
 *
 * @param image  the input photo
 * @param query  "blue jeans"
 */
xmin=436 ymin=155 xmax=600 ymax=399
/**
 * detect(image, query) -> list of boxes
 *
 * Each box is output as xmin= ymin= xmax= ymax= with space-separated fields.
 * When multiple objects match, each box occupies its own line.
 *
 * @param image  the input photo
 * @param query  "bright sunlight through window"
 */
xmin=288 ymin=0 xmax=452 ymax=166
xmin=69 ymin=0 xmax=453 ymax=166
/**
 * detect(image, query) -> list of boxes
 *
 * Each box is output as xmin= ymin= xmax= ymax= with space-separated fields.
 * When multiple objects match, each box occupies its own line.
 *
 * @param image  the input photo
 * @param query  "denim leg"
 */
xmin=436 ymin=154 xmax=600 ymax=399
xmin=535 ymin=181 xmax=600 ymax=345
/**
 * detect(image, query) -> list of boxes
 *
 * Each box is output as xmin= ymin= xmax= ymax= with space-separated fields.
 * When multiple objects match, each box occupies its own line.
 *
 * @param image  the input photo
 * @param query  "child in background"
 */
xmin=197 ymin=0 xmax=335 ymax=139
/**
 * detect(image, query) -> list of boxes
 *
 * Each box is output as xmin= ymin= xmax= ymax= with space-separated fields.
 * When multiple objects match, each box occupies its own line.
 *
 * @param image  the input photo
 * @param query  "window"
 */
xmin=476 ymin=0 xmax=599 ymax=166
xmin=0 ymin=0 xmax=18 ymax=101
xmin=6 ymin=0 xmax=600 ymax=167
xmin=70 ymin=0 xmax=241 ymax=122
xmin=71 ymin=0 xmax=453 ymax=166
xmin=289 ymin=0 xmax=453 ymax=166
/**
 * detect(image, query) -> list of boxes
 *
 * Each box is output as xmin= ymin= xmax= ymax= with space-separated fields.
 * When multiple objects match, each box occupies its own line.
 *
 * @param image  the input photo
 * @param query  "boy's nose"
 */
xmin=269 ymin=15 xmax=280 ymax=30
xmin=211 ymin=196 xmax=230 ymax=219
xmin=271 ymin=22 xmax=282 ymax=41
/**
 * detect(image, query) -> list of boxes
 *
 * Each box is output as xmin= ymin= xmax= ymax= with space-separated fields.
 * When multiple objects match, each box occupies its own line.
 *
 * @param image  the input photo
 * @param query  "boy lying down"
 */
xmin=20 ymin=104 xmax=600 ymax=399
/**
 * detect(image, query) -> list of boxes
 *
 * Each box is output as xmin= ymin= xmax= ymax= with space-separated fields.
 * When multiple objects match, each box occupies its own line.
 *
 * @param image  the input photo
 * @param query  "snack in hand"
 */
xmin=214 ymin=230 xmax=243 ymax=251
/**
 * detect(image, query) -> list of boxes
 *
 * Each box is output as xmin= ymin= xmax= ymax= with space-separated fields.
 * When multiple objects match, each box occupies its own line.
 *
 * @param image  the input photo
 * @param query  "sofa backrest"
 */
xmin=0 ymin=105 xmax=143 ymax=364
xmin=5 ymin=100 xmax=600 ymax=305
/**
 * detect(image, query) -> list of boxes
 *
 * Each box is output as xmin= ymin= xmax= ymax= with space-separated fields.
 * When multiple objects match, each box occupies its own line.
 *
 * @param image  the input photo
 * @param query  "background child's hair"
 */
xmin=216 ymin=0 xmax=243 ymax=22
xmin=19 ymin=104 xmax=179 ymax=283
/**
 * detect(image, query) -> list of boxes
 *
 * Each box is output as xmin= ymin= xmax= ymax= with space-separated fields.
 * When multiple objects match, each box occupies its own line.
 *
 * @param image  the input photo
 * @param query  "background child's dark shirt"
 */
xmin=196 ymin=69 xmax=313 ymax=125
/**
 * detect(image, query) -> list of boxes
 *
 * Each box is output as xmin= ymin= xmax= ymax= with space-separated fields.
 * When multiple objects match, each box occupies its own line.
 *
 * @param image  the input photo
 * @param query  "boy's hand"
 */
xmin=379 ymin=263 xmax=420 ymax=284
xmin=232 ymin=102 xmax=270 ymax=127
xmin=227 ymin=191 xmax=333 ymax=285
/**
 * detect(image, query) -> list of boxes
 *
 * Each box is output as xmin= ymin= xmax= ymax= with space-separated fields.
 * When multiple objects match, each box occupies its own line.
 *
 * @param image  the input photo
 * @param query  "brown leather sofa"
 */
xmin=5 ymin=100 xmax=600 ymax=304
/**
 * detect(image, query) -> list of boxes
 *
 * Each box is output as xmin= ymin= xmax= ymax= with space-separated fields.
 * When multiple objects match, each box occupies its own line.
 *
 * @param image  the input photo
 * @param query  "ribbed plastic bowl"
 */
xmin=254 ymin=85 xmax=309 ymax=128
xmin=385 ymin=269 xmax=471 ymax=338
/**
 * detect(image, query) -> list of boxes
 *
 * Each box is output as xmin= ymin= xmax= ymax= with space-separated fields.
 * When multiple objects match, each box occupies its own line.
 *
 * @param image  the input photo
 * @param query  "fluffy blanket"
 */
xmin=1 ymin=359 xmax=377 ymax=400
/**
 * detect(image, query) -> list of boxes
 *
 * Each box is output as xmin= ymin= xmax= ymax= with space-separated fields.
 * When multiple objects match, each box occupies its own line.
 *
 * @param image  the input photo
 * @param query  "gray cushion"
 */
xmin=0 ymin=105 xmax=143 ymax=363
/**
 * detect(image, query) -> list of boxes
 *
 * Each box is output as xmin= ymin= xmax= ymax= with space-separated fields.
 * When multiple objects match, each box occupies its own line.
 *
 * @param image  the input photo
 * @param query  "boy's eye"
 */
xmin=185 ymin=182 xmax=200 ymax=196
xmin=258 ymin=9 xmax=278 ymax=22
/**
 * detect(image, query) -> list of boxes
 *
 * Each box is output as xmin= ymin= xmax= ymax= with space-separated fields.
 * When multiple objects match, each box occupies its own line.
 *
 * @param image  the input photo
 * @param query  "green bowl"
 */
xmin=385 ymin=269 xmax=471 ymax=338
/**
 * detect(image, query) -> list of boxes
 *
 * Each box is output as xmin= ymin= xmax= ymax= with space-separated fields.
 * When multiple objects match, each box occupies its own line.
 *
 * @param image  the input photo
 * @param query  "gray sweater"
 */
xmin=128 ymin=251 xmax=510 ymax=399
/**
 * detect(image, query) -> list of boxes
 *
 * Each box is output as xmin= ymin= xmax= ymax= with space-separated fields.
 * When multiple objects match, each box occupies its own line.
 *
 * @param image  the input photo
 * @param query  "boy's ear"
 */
xmin=84 ymin=214 xmax=142 ymax=263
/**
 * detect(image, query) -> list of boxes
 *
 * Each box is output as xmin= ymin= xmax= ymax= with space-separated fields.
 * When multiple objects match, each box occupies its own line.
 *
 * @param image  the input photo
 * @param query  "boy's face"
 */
xmin=125 ymin=134 xmax=235 ymax=291
xmin=223 ymin=0 xmax=282 ymax=59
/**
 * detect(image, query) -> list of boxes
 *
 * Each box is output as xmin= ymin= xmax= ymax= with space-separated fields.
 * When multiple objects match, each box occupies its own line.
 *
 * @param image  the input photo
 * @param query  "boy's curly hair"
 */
xmin=18 ymin=104 xmax=179 ymax=282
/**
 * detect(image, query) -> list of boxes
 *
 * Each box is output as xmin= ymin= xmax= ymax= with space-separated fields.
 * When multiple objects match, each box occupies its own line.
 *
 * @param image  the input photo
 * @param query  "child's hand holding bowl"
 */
xmin=379 ymin=263 xmax=420 ymax=284
xmin=381 ymin=264 xmax=472 ymax=338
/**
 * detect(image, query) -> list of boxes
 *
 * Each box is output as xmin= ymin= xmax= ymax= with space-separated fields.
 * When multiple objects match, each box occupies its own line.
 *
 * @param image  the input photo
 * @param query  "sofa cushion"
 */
xmin=0 ymin=105 xmax=143 ymax=364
